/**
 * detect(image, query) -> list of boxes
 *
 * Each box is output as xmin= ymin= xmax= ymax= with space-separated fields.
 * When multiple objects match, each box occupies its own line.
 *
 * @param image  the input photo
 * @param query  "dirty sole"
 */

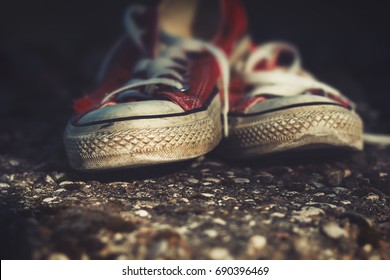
xmin=219 ymin=104 xmax=363 ymax=159
xmin=64 ymin=95 xmax=222 ymax=171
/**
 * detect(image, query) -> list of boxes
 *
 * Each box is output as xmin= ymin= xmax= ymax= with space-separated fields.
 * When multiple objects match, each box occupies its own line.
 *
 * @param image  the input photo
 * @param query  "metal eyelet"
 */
xmin=178 ymin=84 xmax=190 ymax=92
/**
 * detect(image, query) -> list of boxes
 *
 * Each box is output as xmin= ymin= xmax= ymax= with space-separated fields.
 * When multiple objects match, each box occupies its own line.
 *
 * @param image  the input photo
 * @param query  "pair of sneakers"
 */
xmin=64 ymin=0 xmax=363 ymax=171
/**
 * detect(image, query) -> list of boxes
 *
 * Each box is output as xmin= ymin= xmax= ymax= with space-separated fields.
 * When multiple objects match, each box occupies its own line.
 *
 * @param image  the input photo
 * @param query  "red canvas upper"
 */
xmin=73 ymin=0 xmax=247 ymax=119
xmin=73 ymin=3 xmax=159 ymax=115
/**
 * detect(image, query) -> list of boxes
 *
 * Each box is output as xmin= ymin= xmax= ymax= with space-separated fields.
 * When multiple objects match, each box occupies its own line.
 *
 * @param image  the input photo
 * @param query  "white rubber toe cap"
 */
xmin=77 ymin=100 xmax=185 ymax=125
xmin=246 ymin=94 xmax=344 ymax=114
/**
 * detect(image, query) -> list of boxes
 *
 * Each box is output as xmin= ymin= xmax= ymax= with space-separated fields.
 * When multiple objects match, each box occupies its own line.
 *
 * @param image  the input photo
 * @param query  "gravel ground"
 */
xmin=1 ymin=102 xmax=390 ymax=259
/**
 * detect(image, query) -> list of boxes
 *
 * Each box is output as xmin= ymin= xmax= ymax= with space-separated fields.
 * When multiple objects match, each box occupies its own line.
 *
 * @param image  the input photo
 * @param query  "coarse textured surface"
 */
xmin=64 ymin=96 xmax=222 ymax=170
xmin=1 ymin=109 xmax=390 ymax=259
xmin=221 ymin=105 xmax=363 ymax=158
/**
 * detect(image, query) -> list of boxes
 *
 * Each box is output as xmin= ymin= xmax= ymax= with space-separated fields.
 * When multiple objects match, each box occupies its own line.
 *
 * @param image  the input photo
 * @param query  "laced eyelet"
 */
xmin=178 ymin=85 xmax=190 ymax=92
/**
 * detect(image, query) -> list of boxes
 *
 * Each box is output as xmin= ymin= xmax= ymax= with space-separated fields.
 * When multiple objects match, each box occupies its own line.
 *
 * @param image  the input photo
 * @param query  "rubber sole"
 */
xmin=218 ymin=104 xmax=363 ymax=159
xmin=64 ymin=95 xmax=222 ymax=171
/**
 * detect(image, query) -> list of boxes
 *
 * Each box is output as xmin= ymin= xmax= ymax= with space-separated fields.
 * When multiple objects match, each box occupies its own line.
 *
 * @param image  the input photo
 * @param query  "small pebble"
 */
xmin=44 ymin=175 xmax=55 ymax=184
xmin=213 ymin=218 xmax=227 ymax=225
xmin=9 ymin=160 xmax=20 ymax=166
xmin=344 ymin=169 xmax=352 ymax=177
xmin=114 ymin=233 xmax=124 ymax=241
xmin=206 ymin=161 xmax=223 ymax=167
xmin=201 ymin=193 xmax=214 ymax=198
xmin=287 ymin=191 xmax=299 ymax=196
xmin=311 ymin=181 xmax=326 ymax=188
xmin=0 ymin=183 xmax=10 ymax=188
xmin=135 ymin=210 xmax=150 ymax=218
xmin=366 ymin=194 xmax=380 ymax=201
xmin=322 ymin=222 xmax=348 ymax=239
xmin=209 ymin=248 xmax=232 ymax=260
xmin=187 ymin=178 xmax=199 ymax=184
xmin=176 ymin=226 xmax=189 ymax=235
xmin=43 ymin=197 xmax=56 ymax=203
xmin=244 ymin=216 xmax=253 ymax=222
xmin=204 ymin=229 xmax=218 ymax=238
xmin=294 ymin=237 xmax=311 ymax=255
xmin=333 ymin=187 xmax=348 ymax=193
xmin=234 ymin=178 xmax=250 ymax=183
xmin=255 ymin=171 xmax=274 ymax=178
xmin=340 ymin=200 xmax=351 ymax=205
xmin=205 ymin=177 xmax=221 ymax=183
xmin=189 ymin=222 xmax=200 ymax=229
xmin=53 ymin=172 xmax=66 ymax=180
xmin=314 ymin=192 xmax=325 ymax=197
xmin=271 ymin=212 xmax=285 ymax=218
xmin=248 ymin=235 xmax=267 ymax=251
xmin=262 ymin=219 xmax=272 ymax=225
xmin=363 ymin=244 xmax=372 ymax=253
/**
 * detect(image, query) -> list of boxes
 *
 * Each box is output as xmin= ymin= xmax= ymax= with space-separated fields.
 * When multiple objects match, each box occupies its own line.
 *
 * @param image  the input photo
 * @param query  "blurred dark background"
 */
xmin=1 ymin=0 xmax=389 ymax=131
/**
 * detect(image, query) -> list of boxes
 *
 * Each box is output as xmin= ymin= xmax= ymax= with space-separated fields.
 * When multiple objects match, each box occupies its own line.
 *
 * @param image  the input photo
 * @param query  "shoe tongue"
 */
xmin=212 ymin=0 xmax=248 ymax=55
xmin=124 ymin=1 xmax=160 ymax=57
xmin=158 ymin=0 xmax=247 ymax=56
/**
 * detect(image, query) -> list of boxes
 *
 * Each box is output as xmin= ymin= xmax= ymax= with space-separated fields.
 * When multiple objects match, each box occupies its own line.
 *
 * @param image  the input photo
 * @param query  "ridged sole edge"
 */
xmin=218 ymin=104 xmax=363 ymax=159
xmin=64 ymin=96 xmax=222 ymax=170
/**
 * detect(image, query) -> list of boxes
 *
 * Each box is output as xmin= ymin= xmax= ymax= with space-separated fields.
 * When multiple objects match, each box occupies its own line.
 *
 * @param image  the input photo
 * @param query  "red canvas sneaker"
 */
xmin=220 ymin=40 xmax=364 ymax=158
xmin=64 ymin=0 xmax=247 ymax=170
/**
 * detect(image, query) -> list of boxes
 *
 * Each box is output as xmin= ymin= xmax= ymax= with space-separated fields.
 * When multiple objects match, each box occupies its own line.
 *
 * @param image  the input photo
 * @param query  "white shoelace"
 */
xmin=99 ymin=5 xmax=230 ymax=137
xmin=237 ymin=41 xmax=390 ymax=145
xmin=239 ymin=42 xmax=349 ymax=101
